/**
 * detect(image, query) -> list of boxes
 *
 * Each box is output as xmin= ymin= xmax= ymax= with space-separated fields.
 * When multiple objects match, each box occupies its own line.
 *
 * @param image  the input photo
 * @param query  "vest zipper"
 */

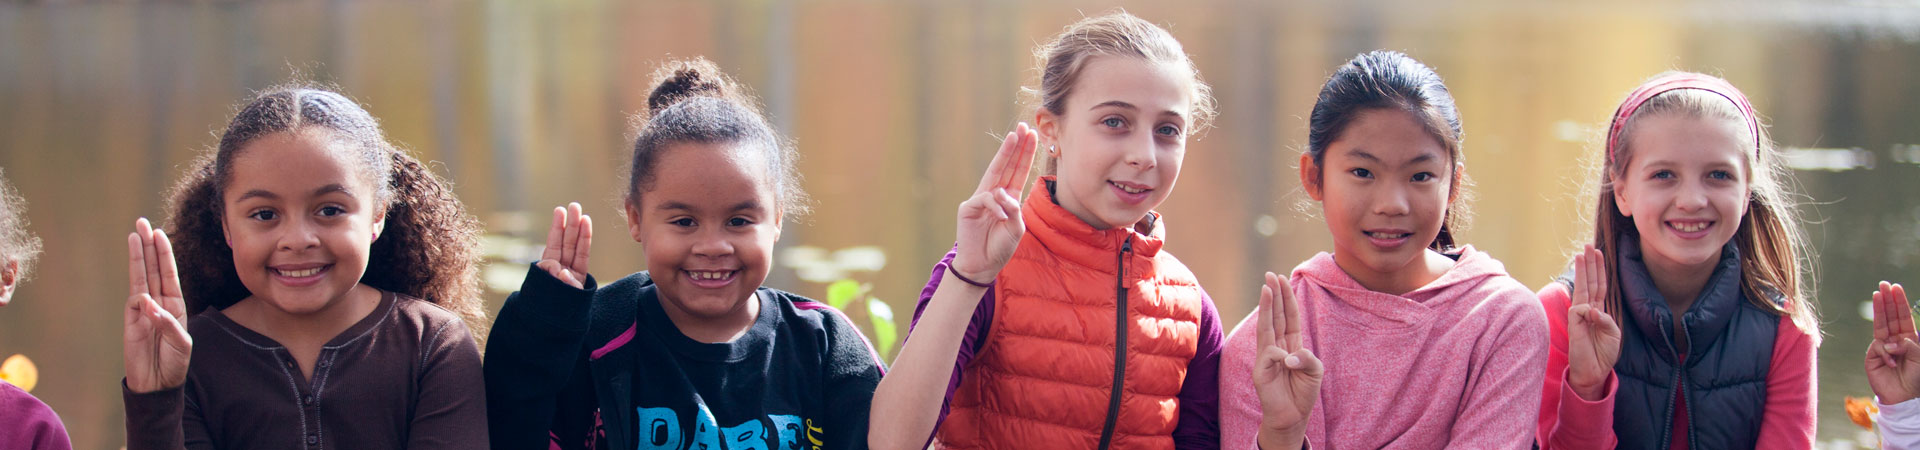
xmin=1657 ymin=311 xmax=1694 ymax=450
xmin=1676 ymin=318 xmax=1694 ymax=450
xmin=1097 ymin=237 xmax=1132 ymax=450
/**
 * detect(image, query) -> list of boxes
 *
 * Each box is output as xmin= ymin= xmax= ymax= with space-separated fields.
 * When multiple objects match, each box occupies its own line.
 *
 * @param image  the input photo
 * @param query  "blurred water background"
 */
xmin=1 ymin=1 xmax=1917 ymax=447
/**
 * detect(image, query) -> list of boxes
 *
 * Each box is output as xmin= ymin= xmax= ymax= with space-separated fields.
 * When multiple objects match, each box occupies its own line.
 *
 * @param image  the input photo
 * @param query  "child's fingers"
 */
xmin=153 ymin=230 xmax=186 ymax=317
xmin=1892 ymin=336 xmax=1917 ymax=359
xmin=154 ymin=230 xmax=181 ymax=292
xmin=1277 ymin=273 xmax=1303 ymax=351
xmin=1588 ymin=247 xmax=1606 ymax=307
xmin=1591 ymin=308 xmax=1618 ymax=334
xmin=1575 ymin=248 xmax=1591 ymax=307
xmin=147 ymin=297 xmax=191 ymax=352
xmin=1002 ymin=124 xmax=1038 ymax=192
xmin=574 ymin=214 xmax=593 ymax=275
xmin=984 ymin=190 xmax=1010 ymax=221
xmin=975 ymin=129 xmax=1019 ymax=194
xmin=542 ymin=206 xmax=566 ymax=263
xmin=1877 ymin=289 xmax=1893 ymax=342
xmin=956 ymin=191 xmax=991 ymax=221
xmin=1267 ymin=273 xmax=1287 ymax=349
xmin=562 ymin=203 xmax=583 ymax=269
xmin=996 ymin=123 xmax=1029 ymax=190
xmin=126 ymin=293 xmax=148 ymax=328
xmin=1874 ymin=340 xmax=1898 ymax=369
xmin=1286 ymin=348 xmax=1324 ymax=379
xmin=138 ymin=219 xmax=162 ymax=300
xmin=1895 ymin=283 xmax=1915 ymax=338
xmin=1256 ymin=345 xmax=1290 ymax=380
xmin=1879 ymin=281 xmax=1894 ymax=335
xmin=536 ymin=260 xmax=578 ymax=289
xmin=998 ymin=126 xmax=1028 ymax=191
xmin=993 ymin=188 xmax=1021 ymax=222
xmin=1257 ymin=276 xmax=1276 ymax=351
xmin=1900 ymin=337 xmax=1920 ymax=364
xmin=1579 ymin=246 xmax=1597 ymax=307
xmin=1890 ymin=285 xmax=1906 ymax=340
xmin=128 ymin=231 xmax=150 ymax=299
xmin=1001 ymin=193 xmax=1025 ymax=232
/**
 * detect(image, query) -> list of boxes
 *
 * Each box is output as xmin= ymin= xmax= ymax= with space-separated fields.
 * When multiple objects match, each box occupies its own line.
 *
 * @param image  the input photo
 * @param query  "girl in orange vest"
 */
xmin=869 ymin=11 xmax=1224 ymax=450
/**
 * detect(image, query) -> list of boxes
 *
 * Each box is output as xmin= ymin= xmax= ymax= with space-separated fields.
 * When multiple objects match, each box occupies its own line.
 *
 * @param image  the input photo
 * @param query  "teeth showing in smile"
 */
xmin=1111 ymin=182 xmax=1148 ymax=194
xmin=277 ymin=267 xmax=323 ymax=277
xmin=688 ymin=271 xmax=732 ymax=280
xmin=1671 ymin=221 xmax=1711 ymax=233
xmin=1366 ymin=231 xmax=1411 ymax=239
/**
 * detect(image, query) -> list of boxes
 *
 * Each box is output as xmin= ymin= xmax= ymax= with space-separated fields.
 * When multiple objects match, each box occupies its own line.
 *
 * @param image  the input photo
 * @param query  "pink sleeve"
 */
xmin=1547 ymin=368 xmax=1619 ymax=449
xmin=1445 ymin=294 xmax=1549 ymax=448
xmin=1754 ymin=317 xmax=1816 ymax=450
xmin=1537 ymin=283 xmax=1619 ymax=450
xmin=1218 ymin=311 xmax=1265 ymax=450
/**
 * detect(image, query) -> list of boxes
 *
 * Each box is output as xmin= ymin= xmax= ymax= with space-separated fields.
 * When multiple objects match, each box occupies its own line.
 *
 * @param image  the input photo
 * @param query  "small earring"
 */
xmin=1049 ymin=145 xmax=1058 ymax=157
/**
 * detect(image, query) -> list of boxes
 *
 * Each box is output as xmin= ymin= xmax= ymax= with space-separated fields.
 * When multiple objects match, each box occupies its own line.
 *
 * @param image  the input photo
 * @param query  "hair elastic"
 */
xmin=1605 ymin=72 xmax=1761 ymax=160
xmin=947 ymin=263 xmax=993 ymax=288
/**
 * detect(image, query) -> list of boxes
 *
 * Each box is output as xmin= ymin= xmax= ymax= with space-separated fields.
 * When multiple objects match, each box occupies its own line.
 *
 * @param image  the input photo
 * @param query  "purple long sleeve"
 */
xmin=1 ymin=381 xmax=71 ymax=450
xmin=907 ymin=249 xmax=994 ymax=449
xmin=1174 ymin=291 xmax=1223 ymax=449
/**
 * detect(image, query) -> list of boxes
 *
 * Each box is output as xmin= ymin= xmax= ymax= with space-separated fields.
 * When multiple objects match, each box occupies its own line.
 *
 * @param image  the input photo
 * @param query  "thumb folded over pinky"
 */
xmin=1286 ymin=348 xmax=1324 ymax=377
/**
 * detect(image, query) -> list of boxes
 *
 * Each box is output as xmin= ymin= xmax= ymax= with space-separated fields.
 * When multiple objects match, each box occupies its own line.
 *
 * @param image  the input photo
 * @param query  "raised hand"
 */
xmin=949 ymin=123 xmax=1038 ymax=284
xmin=123 ymin=218 xmax=192 ymax=393
xmin=1253 ymin=272 xmax=1321 ymax=450
xmin=1566 ymin=244 xmax=1621 ymax=401
xmin=537 ymin=203 xmax=593 ymax=289
xmin=1867 ymin=282 xmax=1920 ymax=404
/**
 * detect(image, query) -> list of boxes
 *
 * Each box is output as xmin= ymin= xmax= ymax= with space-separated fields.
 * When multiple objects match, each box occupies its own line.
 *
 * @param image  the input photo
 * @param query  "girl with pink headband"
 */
xmin=1535 ymin=71 xmax=1820 ymax=449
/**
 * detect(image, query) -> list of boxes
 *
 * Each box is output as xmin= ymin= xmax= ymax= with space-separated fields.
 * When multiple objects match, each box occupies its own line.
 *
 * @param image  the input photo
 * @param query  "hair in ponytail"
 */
xmin=624 ymin=58 xmax=807 ymax=220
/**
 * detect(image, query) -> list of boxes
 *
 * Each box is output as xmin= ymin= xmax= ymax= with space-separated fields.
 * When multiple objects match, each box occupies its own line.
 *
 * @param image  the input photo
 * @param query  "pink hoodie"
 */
xmin=1220 ymin=246 xmax=1547 ymax=449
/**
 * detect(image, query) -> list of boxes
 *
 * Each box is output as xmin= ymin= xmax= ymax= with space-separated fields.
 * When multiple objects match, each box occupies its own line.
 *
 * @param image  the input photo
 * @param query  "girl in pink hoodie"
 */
xmin=1219 ymin=50 xmax=1548 ymax=449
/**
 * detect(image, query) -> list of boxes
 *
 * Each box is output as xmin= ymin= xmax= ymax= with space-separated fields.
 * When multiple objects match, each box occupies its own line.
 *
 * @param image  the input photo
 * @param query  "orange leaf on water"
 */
xmin=1847 ymin=396 xmax=1880 ymax=429
xmin=0 ymin=354 xmax=36 ymax=392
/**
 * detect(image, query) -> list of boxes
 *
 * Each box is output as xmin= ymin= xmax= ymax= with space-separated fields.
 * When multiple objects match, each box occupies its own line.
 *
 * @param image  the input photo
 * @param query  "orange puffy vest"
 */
xmin=937 ymin=177 xmax=1206 ymax=450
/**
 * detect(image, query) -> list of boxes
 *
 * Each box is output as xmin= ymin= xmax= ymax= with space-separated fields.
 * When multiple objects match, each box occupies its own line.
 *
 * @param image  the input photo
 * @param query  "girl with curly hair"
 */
xmin=120 ymin=84 xmax=489 ymax=450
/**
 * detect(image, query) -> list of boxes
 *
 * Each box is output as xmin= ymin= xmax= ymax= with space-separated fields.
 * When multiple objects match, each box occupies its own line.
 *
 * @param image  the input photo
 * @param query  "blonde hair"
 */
xmin=1025 ymin=11 xmax=1216 ymax=174
xmin=1594 ymin=73 xmax=1820 ymax=338
xmin=0 ymin=169 xmax=40 ymax=282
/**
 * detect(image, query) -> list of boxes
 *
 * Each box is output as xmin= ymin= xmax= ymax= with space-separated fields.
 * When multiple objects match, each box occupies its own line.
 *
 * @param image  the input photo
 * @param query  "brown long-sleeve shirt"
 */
xmin=123 ymin=290 xmax=487 ymax=450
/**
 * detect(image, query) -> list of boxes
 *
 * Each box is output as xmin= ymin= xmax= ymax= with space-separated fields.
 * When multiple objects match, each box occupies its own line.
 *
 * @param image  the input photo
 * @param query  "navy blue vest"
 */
xmin=1610 ymin=235 xmax=1780 ymax=449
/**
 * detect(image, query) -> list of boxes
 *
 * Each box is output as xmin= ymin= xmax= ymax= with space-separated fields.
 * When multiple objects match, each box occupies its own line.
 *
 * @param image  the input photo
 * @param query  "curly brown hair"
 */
xmin=164 ymin=84 xmax=487 ymax=338
xmin=0 ymin=168 xmax=41 ymax=282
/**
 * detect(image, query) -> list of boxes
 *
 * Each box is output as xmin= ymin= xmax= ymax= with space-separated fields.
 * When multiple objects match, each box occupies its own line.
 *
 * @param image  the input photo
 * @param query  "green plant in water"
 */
xmin=823 ymin=279 xmax=899 ymax=360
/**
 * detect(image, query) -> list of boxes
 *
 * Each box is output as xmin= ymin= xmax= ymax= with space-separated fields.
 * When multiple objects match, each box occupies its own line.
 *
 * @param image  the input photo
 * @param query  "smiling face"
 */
xmin=1304 ymin=108 xmax=1455 ymax=283
xmin=625 ymin=142 xmax=782 ymax=338
xmin=221 ymin=129 xmax=385 ymax=316
xmin=1613 ymin=113 xmax=1751 ymax=270
xmin=1038 ymin=55 xmax=1195 ymax=230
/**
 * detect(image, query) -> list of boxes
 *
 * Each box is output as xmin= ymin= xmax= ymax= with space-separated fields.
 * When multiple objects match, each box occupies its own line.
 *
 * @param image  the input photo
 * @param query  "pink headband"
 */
xmin=1605 ymin=72 xmax=1761 ymax=159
